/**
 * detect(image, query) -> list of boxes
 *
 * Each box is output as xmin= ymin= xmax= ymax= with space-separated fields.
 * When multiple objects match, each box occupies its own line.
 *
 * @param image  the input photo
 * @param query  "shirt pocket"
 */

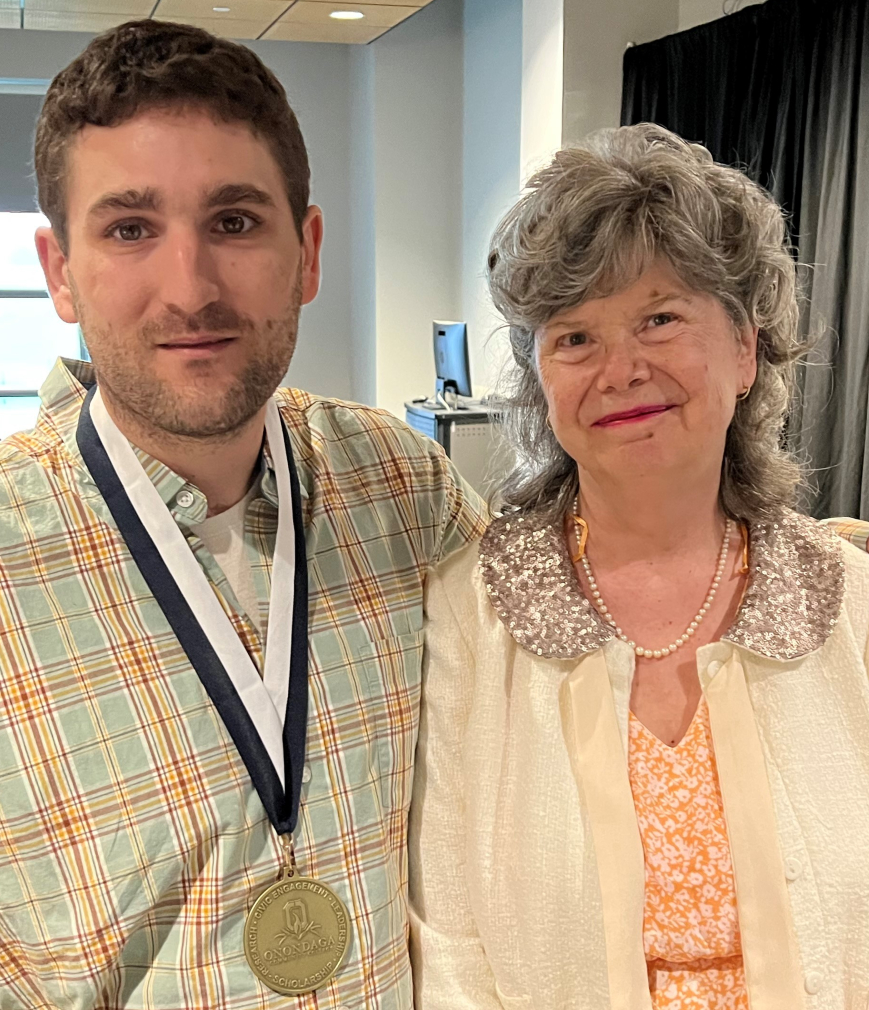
xmin=355 ymin=627 xmax=425 ymax=817
xmin=306 ymin=624 xmax=423 ymax=816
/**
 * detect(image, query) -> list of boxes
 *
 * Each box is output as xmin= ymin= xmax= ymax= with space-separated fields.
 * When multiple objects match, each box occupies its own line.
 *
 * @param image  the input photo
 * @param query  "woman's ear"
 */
xmin=738 ymin=323 xmax=759 ymax=392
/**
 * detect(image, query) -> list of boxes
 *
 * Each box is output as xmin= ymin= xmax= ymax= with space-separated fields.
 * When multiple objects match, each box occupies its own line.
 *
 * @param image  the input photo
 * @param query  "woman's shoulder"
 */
xmin=767 ymin=511 xmax=869 ymax=649
xmin=820 ymin=516 xmax=869 ymax=605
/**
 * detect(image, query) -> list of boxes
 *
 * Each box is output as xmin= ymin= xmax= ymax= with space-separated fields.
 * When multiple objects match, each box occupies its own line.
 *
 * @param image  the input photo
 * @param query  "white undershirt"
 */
xmin=192 ymin=480 xmax=262 ymax=632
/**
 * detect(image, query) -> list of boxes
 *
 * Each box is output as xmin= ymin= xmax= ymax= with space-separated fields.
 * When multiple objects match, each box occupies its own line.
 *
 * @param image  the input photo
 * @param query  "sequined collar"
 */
xmin=479 ymin=508 xmax=845 ymax=661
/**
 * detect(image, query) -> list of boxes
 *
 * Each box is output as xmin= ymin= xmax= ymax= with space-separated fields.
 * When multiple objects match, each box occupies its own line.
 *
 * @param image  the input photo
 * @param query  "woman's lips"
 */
xmin=594 ymin=405 xmax=674 ymax=427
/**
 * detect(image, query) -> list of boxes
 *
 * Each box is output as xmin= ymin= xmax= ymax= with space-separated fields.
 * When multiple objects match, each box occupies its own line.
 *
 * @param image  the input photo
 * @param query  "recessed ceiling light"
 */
xmin=212 ymin=6 xmax=230 ymax=11
xmin=330 ymin=10 xmax=365 ymax=19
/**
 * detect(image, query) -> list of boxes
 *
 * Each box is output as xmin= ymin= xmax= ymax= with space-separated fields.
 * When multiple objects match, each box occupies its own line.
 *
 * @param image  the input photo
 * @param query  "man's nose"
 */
xmin=157 ymin=227 xmax=222 ymax=319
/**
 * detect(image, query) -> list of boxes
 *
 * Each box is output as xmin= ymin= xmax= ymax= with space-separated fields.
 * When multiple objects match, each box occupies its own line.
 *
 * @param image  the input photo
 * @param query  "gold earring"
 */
xmin=736 ymin=386 xmax=751 ymax=401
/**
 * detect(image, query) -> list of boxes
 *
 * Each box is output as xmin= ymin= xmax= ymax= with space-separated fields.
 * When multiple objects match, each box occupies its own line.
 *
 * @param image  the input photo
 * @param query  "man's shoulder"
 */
xmin=0 ymin=422 xmax=66 ymax=485
xmin=275 ymin=387 xmax=442 ymax=465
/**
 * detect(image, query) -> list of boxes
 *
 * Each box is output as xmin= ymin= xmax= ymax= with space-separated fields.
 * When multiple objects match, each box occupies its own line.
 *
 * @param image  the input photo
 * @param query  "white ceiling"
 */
xmin=1 ymin=0 xmax=435 ymax=42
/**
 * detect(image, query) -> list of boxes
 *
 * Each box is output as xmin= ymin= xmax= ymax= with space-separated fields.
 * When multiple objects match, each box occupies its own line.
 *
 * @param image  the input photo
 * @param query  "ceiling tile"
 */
xmin=0 ymin=9 xmax=20 ymax=26
xmin=154 ymin=0 xmax=285 ymax=24
xmin=279 ymin=2 xmax=417 ymax=28
xmin=302 ymin=0 xmax=422 ymax=5
xmin=23 ymin=9 xmax=131 ymax=29
xmin=26 ymin=0 xmax=151 ymax=14
xmin=262 ymin=17 xmax=382 ymax=42
xmin=152 ymin=13 xmax=269 ymax=36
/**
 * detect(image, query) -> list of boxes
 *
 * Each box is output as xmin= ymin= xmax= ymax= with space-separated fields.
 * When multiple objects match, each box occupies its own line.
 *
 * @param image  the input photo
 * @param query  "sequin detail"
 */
xmin=479 ymin=508 xmax=844 ymax=662
xmin=479 ymin=513 xmax=613 ymax=659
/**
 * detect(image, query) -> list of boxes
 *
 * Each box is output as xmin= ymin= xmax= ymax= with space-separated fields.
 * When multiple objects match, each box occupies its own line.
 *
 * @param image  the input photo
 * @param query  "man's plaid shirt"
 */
xmin=0 ymin=359 xmax=488 ymax=1010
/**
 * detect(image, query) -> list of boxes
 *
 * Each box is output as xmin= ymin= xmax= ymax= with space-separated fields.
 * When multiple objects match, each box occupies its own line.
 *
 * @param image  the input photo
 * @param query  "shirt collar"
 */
xmin=479 ymin=506 xmax=845 ymax=662
xmin=40 ymin=357 xmax=295 ymax=518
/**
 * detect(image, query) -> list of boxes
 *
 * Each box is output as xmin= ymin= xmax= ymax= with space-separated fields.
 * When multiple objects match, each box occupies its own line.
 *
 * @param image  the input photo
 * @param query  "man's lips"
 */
xmin=159 ymin=335 xmax=236 ymax=348
xmin=157 ymin=336 xmax=238 ymax=359
xmin=593 ymin=404 xmax=675 ymax=427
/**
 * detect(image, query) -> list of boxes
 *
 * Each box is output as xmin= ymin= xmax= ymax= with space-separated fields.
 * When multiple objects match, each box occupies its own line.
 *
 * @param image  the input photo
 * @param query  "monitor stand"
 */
xmin=427 ymin=377 xmax=459 ymax=410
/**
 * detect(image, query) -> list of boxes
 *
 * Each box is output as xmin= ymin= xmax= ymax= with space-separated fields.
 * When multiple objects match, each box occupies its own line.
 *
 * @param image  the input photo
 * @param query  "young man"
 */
xmin=0 ymin=20 xmax=487 ymax=1009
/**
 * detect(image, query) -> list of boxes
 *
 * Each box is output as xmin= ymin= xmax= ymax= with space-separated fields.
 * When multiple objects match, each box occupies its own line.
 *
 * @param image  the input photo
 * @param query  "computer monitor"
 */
xmin=433 ymin=321 xmax=472 ymax=399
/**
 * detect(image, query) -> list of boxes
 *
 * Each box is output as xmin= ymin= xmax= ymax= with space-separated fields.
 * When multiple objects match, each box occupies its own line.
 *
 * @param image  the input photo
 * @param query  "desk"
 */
xmin=405 ymin=402 xmax=508 ymax=496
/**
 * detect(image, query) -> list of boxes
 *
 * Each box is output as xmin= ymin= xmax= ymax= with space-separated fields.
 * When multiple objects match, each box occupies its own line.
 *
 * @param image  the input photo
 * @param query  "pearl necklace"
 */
xmin=574 ymin=506 xmax=733 ymax=660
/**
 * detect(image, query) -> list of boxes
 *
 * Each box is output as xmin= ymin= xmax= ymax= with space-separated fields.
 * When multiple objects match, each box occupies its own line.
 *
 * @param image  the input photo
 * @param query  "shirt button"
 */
xmin=784 ymin=856 xmax=803 ymax=881
xmin=707 ymin=660 xmax=723 ymax=676
xmin=176 ymin=490 xmax=194 ymax=508
xmin=301 ymin=764 xmax=312 ymax=784
xmin=804 ymin=971 xmax=823 ymax=995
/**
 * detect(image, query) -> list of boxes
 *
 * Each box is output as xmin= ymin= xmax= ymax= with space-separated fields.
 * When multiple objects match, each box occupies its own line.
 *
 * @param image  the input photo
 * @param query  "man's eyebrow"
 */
xmin=205 ymin=184 xmax=276 ymax=209
xmin=87 ymin=188 xmax=161 ymax=219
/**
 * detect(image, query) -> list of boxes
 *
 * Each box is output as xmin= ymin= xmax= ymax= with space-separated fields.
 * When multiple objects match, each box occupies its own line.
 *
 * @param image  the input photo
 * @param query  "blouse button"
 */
xmin=176 ymin=489 xmax=195 ymax=508
xmin=804 ymin=971 xmax=823 ymax=995
xmin=784 ymin=857 xmax=803 ymax=881
xmin=301 ymin=764 xmax=312 ymax=784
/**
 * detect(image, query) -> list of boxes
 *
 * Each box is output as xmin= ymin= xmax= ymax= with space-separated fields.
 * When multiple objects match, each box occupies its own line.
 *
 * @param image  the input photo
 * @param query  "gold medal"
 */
xmin=244 ymin=846 xmax=350 ymax=996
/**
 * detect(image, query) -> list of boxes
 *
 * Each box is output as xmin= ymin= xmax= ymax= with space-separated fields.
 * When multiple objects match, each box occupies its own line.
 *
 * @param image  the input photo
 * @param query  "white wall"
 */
xmin=349 ymin=0 xmax=465 ymax=419
xmin=0 ymin=27 xmax=358 ymax=403
xmin=562 ymin=0 xmax=679 ymax=145
xmin=520 ymin=0 xmax=564 ymax=180
xmin=348 ymin=45 xmax=377 ymax=407
xmin=679 ymin=0 xmax=765 ymax=31
xmin=462 ymin=0 xmax=522 ymax=396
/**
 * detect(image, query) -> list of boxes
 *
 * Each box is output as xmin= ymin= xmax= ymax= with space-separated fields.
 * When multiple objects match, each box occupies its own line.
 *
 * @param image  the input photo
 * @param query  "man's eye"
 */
xmin=113 ymin=223 xmax=145 ymax=242
xmin=218 ymin=214 xmax=254 ymax=235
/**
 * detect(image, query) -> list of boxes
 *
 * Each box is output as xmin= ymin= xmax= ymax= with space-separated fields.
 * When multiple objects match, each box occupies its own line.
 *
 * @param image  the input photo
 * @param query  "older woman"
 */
xmin=408 ymin=124 xmax=869 ymax=1010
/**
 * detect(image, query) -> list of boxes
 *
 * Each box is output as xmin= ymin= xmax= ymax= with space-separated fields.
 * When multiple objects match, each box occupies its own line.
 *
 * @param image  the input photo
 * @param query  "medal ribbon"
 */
xmin=76 ymin=385 xmax=308 ymax=837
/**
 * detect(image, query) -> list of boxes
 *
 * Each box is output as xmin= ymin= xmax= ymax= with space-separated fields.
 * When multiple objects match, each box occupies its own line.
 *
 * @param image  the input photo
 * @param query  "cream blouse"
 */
xmin=409 ymin=509 xmax=869 ymax=1010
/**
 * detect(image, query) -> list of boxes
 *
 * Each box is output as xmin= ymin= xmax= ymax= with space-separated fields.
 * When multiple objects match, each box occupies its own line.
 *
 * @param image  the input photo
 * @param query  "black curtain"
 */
xmin=622 ymin=0 xmax=869 ymax=520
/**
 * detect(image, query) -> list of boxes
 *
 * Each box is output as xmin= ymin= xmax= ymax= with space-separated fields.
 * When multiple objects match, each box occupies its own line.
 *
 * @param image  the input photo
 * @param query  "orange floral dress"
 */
xmin=628 ymin=699 xmax=750 ymax=1009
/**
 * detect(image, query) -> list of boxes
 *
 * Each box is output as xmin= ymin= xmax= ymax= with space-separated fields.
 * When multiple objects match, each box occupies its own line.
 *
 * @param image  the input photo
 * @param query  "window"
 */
xmin=0 ymin=212 xmax=83 ymax=438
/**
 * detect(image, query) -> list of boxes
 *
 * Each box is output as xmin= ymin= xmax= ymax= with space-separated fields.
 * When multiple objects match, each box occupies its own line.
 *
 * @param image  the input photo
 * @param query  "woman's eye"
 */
xmin=218 ymin=214 xmax=255 ymax=235
xmin=649 ymin=313 xmax=675 ymax=327
xmin=564 ymin=332 xmax=588 ymax=346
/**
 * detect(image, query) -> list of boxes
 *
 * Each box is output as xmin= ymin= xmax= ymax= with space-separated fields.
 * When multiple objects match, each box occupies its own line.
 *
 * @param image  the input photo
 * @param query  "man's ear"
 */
xmin=35 ymin=227 xmax=78 ymax=324
xmin=299 ymin=205 xmax=323 ymax=306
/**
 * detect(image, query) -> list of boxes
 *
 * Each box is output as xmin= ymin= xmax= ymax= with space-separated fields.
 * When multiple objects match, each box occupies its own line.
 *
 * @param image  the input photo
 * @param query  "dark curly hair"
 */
xmin=34 ymin=19 xmax=310 ymax=253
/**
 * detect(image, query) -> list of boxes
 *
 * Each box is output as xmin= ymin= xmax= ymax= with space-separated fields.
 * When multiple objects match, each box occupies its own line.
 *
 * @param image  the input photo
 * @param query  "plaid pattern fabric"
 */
xmin=0 ymin=359 xmax=488 ymax=1010
xmin=823 ymin=517 xmax=869 ymax=553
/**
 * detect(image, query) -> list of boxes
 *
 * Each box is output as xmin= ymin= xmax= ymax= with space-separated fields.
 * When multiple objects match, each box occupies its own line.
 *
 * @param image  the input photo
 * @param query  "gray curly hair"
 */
xmin=487 ymin=123 xmax=806 ymax=522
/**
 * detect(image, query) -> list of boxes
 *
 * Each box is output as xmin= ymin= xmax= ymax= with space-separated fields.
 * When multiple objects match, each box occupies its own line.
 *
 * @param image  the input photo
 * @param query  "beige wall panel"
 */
xmin=155 ymin=0 xmax=286 ymax=23
xmin=27 ymin=0 xmax=151 ymax=14
xmin=263 ymin=17 xmax=382 ymax=41
xmin=0 ymin=9 xmax=19 ymax=26
xmin=280 ymin=2 xmax=417 ymax=28
xmin=23 ymin=9 xmax=129 ymax=29
xmin=153 ymin=12 xmax=267 ymax=35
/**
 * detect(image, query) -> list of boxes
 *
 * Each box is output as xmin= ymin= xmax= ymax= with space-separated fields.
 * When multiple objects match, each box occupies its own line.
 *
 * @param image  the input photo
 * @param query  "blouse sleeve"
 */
xmin=409 ymin=553 xmax=503 ymax=1010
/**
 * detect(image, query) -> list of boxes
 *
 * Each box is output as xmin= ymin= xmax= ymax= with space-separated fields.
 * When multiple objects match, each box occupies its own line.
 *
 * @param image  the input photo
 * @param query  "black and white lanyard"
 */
xmin=77 ymin=386 xmax=309 ymax=837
